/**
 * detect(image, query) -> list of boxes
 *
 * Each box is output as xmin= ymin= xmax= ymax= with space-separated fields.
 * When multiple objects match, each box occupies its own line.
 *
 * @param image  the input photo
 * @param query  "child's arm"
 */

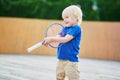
xmin=43 ymin=34 xmax=73 ymax=45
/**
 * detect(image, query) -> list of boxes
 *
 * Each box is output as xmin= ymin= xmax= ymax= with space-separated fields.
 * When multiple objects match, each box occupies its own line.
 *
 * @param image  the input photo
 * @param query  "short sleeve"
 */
xmin=67 ymin=25 xmax=81 ymax=37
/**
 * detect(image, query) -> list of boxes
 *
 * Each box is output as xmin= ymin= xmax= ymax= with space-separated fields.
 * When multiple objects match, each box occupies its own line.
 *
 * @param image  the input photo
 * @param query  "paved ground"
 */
xmin=0 ymin=54 xmax=120 ymax=80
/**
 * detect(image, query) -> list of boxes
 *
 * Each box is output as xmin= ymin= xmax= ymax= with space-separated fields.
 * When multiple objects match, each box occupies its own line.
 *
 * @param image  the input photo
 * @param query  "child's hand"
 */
xmin=43 ymin=37 xmax=53 ymax=47
xmin=43 ymin=42 xmax=49 ymax=47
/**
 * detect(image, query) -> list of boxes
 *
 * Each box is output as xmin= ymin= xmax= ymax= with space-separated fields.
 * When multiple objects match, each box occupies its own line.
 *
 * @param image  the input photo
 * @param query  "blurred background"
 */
xmin=0 ymin=1 xmax=120 ymax=80
xmin=0 ymin=0 xmax=120 ymax=21
xmin=0 ymin=0 xmax=120 ymax=61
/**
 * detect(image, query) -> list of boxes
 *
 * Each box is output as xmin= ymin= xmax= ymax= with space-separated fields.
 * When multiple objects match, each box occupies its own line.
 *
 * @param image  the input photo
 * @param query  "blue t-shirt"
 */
xmin=57 ymin=25 xmax=82 ymax=62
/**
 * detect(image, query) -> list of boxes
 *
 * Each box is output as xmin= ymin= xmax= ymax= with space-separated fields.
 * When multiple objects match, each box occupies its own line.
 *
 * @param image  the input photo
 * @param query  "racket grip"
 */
xmin=27 ymin=41 xmax=44 ymax=52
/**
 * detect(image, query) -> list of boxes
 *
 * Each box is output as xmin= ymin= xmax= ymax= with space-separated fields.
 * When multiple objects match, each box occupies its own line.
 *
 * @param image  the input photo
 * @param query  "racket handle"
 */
xmin=27 ymin=41 xmax=44 ymax=52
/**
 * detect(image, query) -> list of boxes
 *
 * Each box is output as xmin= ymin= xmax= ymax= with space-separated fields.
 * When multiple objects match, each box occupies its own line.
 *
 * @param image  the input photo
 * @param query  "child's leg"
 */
xmin=65 ymin=62 xmax=80 ymax=80
xmin=56 ymin=60 xmax=67 ymax=80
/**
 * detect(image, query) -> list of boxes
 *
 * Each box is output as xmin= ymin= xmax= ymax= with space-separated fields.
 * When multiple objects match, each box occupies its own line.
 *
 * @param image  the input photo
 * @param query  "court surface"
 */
xmin=0 ymin=54 xmax=120 ymax=80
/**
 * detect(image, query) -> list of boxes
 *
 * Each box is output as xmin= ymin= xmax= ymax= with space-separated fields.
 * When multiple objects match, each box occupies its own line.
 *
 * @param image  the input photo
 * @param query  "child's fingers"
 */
xmin=44 ymin=43 xmax=49 ymax=47
xmin=42 ymin=41 xmax=49 ymax=47
xmin=43 ymin=37 xmax=52 ymax=44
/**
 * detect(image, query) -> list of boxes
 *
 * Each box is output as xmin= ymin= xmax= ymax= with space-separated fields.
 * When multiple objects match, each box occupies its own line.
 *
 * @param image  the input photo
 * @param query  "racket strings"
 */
xmin=46 ymin=24 xmax=63 ymax=48
xmin=48 ymin=26 xmax=61 ymax=36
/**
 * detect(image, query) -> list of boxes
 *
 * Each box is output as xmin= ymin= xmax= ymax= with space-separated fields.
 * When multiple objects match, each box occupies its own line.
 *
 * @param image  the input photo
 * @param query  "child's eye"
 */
xmin=65 ymin=16 xmax=68 ymax=18
xmin=63 ymin=16 xmax=69 ymax=20
xmin=64 ymin=16 xmax=69 ymax=19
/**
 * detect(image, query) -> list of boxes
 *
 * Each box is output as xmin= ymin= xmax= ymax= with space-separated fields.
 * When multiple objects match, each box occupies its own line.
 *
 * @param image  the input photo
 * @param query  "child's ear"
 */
xmin=76 ymin=19 xmax=79 ymax=22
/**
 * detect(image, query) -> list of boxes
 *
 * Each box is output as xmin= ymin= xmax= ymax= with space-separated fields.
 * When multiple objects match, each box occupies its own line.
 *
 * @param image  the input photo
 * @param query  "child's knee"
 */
xmin=65 ymin=62 xmax=80 ymax=80
xmin=56 ymin=72 xmax=65 ymax=80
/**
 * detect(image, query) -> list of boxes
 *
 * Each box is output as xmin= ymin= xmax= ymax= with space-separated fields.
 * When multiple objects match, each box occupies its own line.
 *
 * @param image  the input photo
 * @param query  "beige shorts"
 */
xmin=56 ymin=60 xmax=80 ymax=80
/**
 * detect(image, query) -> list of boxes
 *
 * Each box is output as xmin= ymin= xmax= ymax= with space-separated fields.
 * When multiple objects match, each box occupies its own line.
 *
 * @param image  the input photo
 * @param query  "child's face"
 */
xmin=63 ymin=16 xmax=77 ymax=27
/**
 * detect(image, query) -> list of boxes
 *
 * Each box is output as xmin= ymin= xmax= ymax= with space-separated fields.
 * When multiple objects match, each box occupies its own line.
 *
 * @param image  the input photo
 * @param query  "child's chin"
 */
xmin=67 ymin=25 xmax=72 ymax=27
xmin=66 ymin=25 xmax=70 ymax=27
xmin=65 ymin=24 xmax=72 ymax=27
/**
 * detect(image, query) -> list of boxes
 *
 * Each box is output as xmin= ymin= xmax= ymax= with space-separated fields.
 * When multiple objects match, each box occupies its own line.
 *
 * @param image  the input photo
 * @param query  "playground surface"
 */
xmin=0 ymin=54 xmax=120 ymax=80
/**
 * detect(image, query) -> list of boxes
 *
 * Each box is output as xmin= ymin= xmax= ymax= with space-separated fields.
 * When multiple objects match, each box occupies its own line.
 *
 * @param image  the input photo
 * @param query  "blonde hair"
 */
xmin=62 ymin=5 xmax=83 ymax=25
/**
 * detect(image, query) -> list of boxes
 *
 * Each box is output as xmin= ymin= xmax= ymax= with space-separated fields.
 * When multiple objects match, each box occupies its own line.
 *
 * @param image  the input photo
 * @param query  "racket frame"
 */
xmin=45 ymin=23 xmax=64 ymax=48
